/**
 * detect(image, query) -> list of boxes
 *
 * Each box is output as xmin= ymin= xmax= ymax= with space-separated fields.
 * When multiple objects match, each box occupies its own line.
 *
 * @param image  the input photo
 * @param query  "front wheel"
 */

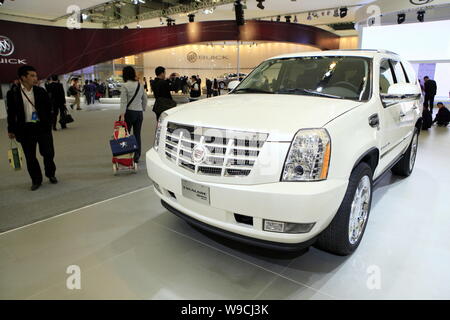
xmin=391 ymin=128 xmax=419 ymax=177
xmin=315 ymin=162 xmax=373 ymax=256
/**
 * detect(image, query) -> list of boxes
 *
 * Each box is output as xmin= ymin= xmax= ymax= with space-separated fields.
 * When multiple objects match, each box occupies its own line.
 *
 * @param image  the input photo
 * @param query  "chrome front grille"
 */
xmin=164 ymin=122 xmax=268 ymax=177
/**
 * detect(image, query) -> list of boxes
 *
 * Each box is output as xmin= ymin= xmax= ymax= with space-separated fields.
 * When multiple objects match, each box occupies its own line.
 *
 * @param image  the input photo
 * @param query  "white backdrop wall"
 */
xmin=361 ymin=20 xmax=450 ymax=98
xmin=143 ymin=42 xmax=319 ymax=82
xmin=361 ymin=20 xmax=450 ymax=62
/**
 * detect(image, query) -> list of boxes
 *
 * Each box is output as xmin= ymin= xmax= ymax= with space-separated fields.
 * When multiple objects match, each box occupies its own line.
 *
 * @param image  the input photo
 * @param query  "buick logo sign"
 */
xmin=0 ymin=36 xmax=14 ymax=57
xmin=192 ymin=144 xmax=208 ymax=164
xmin=187 ymin=51 xmax=198 ymax=63
xmin=410 ymin=0 xmax=433 ymax=5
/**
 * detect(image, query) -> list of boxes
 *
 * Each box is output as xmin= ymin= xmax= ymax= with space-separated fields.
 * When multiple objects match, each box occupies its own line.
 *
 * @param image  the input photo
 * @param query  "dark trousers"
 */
xmin=52 ymin=105 xmax=67 ymax=129
xmin=19 ymin=123 xmax=56 ymax=185
xmin=424 ymin=94 xmax=435 ymax=113
xmin=85 ymin=93 xmax=91 ymax=105
xmin=124 ymin=110 xmax=143 ymax=161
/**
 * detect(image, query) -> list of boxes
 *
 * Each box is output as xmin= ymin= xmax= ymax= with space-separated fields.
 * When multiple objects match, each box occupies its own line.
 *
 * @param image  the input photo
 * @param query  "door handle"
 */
xmin=368 ymin=114 xmax=379 ymax=129
xmin=399 ymin=112 xmax=406 ymax=118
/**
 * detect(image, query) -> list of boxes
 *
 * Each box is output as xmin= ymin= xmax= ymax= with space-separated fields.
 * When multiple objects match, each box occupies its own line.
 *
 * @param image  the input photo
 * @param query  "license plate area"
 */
xmin=181 ymin=179 xmax=210 ymax=205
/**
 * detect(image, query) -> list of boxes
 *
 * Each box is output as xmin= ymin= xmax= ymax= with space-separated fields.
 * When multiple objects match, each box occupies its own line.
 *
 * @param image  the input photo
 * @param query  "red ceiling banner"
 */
xmin=0 ymin=20 xmax=339 ymax=82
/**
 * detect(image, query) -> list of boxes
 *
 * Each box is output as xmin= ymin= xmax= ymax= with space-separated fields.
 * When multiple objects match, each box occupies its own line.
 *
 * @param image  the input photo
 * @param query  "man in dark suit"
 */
xmin=46 ymin=75 xmax=67 ymax=130
xmin=6 ymin=65 xmax=58 ymax=191
xmin=152 ymin=66 xmax=176 ymax=120
xmin=423 ymin=76 xmax=437 ymax=114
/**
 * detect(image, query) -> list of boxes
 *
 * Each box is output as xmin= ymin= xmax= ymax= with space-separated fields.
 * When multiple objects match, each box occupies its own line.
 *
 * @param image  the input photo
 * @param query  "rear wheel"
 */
xmin=391 ymin=129 xmax=419 ymax=177
xmin=315 ymin=163 xmax=373 ymax=256
xmin=219 ymin=82 xmax=226 ymax=90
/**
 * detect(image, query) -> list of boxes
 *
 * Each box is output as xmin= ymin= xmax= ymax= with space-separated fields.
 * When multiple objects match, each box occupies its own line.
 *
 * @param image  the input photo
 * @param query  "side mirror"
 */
xmin=381 ymin=83 xmax=421 ymax=105
xmin=228 ymin=80 xmax=240 ymax=91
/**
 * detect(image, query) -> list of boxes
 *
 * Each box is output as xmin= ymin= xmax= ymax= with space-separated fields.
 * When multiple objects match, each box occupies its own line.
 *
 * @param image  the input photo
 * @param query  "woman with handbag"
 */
xmin=119 ymin=66 xmax=148 ymax=163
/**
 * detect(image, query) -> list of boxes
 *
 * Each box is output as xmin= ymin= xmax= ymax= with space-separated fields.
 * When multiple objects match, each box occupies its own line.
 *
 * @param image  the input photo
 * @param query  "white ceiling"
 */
xmin=0 ymin=0 xmax=374 ymax=22
xmin=0 ymin=0 xmax=108 ymax=20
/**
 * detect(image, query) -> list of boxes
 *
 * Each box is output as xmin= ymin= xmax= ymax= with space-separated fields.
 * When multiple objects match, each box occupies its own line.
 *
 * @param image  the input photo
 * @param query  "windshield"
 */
xmin=234 ymin=56 xmax=371 ymax=101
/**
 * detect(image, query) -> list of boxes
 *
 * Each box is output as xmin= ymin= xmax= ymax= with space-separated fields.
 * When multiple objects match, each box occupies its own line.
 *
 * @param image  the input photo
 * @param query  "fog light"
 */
xmin=263 ymin=219 xmax=315 ymax=234
xmin=153 ymin=181 xmax=162 ymax=194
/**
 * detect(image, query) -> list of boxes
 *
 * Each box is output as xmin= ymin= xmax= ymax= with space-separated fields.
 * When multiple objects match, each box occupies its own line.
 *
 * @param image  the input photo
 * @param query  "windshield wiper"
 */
xmin=233 ymin=88 xmax=274 ymax=94
xmin=277 ymin=88 xmax=344 ymax=99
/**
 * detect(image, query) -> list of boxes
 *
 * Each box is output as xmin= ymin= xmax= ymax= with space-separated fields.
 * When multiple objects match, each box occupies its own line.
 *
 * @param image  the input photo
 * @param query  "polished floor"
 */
xmin=1 ymin=116 xmax=450 ymax=299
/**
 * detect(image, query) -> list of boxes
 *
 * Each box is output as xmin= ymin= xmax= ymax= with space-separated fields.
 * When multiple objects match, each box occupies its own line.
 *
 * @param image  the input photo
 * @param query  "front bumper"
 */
xmin=146 ymin=148 xmax=348 ymax=245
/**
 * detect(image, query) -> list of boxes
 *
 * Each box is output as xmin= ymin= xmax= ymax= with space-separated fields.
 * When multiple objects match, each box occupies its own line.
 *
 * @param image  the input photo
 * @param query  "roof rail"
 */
xmin=330 ymin=49 xmax=399 ymax=55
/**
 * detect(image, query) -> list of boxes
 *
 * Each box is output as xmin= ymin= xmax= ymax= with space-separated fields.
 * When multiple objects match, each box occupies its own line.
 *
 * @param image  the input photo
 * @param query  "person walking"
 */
xmin=119 ymin=66 xmax=148 ymax=163
xmin=47 ymin=75 xmax=68 ymax=130
xmin=152 ymin=66 xmax=176 ymax=120
xmin=206 ymin=78 xmax=213 ymax=98
xmin=213 ymin=78 xmax=219 ymax=96
xmin=6 ymin=65 xmax=58 ymax=191
xmin=83 ymin=80 xmax=91 ymax=105
xmin=189 ymin=75 xmax=201 ymax=102
xmin=143 ymin=77 xmax=148 ymax=94
xmin=69 ymin=78 xmax=82 ymax=110
xmin=423 ymin=76 xmax=437 ymax=114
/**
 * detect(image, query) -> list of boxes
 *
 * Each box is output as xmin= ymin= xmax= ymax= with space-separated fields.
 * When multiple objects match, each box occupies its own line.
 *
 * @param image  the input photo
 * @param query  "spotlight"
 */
xmin=340 ymin=7 xmax=348 ymax=18
xmin=397 ymin=13 xmax=406 ymax=24
xmin=276 ymin=15 xmax=281 ymax=22
xmin=285 ymin=16 xmax=292 ymax=23
xmin=234 ymin=0 xmax=245 ymax=26
xmin=417 ymin=10 xmax=425 ymax=22
xmin=188 ymin=14 xmax=195 ymax=22
xmin=256 ymin=0 xmax=265 ymax=10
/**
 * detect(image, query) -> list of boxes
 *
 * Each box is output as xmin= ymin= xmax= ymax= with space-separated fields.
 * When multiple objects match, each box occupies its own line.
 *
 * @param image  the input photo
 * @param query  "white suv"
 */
xmin=146 ymin=50 xmax=422 ymax=256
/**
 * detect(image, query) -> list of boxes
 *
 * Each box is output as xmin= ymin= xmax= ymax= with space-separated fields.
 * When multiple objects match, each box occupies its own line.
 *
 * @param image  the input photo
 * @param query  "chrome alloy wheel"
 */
xmin=409 ymin=133 xmax=418 ymax=172
xmin=348 ymin=176 xmax=371 ymax=245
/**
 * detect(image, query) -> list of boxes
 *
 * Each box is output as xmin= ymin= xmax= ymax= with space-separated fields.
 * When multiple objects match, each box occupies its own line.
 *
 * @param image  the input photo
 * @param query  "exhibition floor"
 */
xmin=0 ymin=107 xmax=449 ymax=299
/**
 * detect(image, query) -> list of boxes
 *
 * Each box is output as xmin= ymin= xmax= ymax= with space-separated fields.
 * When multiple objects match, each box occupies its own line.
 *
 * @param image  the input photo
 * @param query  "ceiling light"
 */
xmin=397 ymin=13 xmax=406 ymax=24
xmin=234 ymin=0 xmax=245 ymax=26
xmin=417 ymin=10 xmax=425 ymax=22
xmin=257 ymin=0 xmax=265 ymax=10
xmin=203 ymin=8 xmax=214 ymax=14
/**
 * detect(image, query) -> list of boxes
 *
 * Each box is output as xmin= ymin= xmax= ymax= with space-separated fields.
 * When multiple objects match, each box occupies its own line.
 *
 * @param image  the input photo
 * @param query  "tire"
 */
xmin=315 ymin=162 xmax=373 ymax=256
xmin=219 ymin=82 xmax=226 ymax=90
xmin=391 ymin=128 xmax=419 ymax=177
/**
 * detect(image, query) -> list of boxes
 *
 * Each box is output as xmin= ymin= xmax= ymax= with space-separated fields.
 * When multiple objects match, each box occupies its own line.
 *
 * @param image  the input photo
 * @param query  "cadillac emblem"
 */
xmin=192 ymin=144 xmax=208 ymax=164
xmin=0 ymin=36 xmax=14 ymax=57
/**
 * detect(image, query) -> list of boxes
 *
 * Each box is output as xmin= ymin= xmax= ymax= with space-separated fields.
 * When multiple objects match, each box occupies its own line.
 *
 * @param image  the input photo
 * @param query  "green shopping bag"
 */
xmin=8 ymin=139 xmax=24 ymax=170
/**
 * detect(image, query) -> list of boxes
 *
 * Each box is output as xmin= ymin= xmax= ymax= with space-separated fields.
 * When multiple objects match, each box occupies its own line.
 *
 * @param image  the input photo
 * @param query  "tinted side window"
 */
xmin=391 ymin=60 xmax=407 ymax=84
xmin=402 ymin=61 xmax=417 ymax=84
xmin=379 ymin=59 xmax=395 ymax=94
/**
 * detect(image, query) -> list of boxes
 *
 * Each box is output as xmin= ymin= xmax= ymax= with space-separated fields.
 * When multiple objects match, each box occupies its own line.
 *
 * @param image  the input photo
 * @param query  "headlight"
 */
xmin=282 ymin=129 xmax=331 ymax=181
xmin=154 ymin=113 xmax=168 ymax=151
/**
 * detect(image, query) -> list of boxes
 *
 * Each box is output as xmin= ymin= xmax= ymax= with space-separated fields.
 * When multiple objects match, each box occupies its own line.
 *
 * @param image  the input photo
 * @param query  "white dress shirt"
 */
xmin=20 ymin=84 xmax=36 ymax=123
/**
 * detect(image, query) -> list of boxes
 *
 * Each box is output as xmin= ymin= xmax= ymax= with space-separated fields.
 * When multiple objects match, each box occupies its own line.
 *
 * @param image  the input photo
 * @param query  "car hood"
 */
xmin=166 ymin=94 xmax=362 ymax=141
